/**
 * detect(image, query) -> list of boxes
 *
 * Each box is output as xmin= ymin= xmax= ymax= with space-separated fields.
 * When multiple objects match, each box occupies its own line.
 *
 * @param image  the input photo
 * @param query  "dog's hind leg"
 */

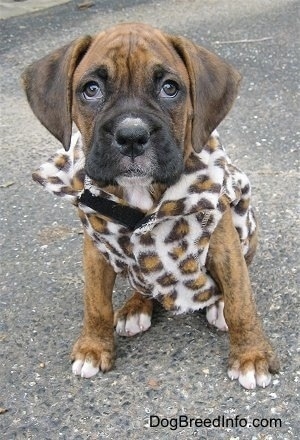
xmin=114 ymin=291 xmax=153 ymax=336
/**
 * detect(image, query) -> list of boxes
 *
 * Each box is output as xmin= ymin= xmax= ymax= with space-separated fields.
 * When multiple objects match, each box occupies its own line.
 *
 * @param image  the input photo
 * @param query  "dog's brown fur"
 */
xmin=23 ymin=23 xmax=279 ymax=387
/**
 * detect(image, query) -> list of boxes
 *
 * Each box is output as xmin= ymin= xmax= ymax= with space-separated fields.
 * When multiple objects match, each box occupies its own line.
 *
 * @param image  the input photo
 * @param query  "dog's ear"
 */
xmin=170 ymin=36 xmax=241 ymax=152
xmin=22 ymin=36 xmax=92 ymax=150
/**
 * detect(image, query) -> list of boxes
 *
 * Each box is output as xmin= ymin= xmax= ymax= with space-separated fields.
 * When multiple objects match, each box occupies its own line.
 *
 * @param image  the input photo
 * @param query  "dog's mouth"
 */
xmin=118 ymin=153 xmax=156 ymax=177
xmin=85 ymin=114 xmax=184 ymax=187
xmin=85 ymin=149 xmax=183 ymax=188
xmin=85 ymin=144 xmax=158 ymax=186
xmin=85 ymin=161 xmax=152 ymax=187
xmin=116 ymin=173 xmax=153 ymax=186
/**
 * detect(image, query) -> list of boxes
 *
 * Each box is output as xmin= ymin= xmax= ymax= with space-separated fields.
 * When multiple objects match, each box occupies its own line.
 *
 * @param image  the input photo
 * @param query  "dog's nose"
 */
xmin=115 ymin=118 xmax=150 ymax=158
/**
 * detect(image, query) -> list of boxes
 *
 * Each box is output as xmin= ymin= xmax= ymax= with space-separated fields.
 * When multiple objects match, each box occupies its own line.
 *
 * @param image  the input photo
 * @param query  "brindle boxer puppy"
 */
xmin=22 ymin=23 xmax=279 ymax=389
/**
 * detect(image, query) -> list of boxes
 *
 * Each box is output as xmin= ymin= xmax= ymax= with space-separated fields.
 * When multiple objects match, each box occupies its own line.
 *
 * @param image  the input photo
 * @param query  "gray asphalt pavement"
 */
xmin=0 ymin=0 xmax=70 ymax=19
xmin=1 ymin=0 xmax=299 ymax=438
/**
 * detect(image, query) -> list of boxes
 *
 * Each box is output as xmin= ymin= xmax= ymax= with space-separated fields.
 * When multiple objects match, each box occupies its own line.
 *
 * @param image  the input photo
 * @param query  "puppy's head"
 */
xmin=22 ymin=23 xmax=241 ymax=187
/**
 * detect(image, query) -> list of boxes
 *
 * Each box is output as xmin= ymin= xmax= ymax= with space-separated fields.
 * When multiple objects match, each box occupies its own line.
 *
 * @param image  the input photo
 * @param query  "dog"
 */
xmin=22 ymin=23 xmax=279 ymax=389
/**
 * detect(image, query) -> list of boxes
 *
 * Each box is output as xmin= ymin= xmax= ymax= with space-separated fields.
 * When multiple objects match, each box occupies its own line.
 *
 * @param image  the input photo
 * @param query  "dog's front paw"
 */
xmin=114 ymin=291 xmax=153 ymax=337
xmin=228 ymin=344 xmax=280 ymax=390
xmin=71 ymin=336 xmax=115 ymax=378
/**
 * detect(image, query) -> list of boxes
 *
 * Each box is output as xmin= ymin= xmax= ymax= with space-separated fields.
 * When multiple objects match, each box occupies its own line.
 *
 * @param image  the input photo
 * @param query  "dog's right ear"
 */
xmin=22 ymin=36 xmax=92 ymax=150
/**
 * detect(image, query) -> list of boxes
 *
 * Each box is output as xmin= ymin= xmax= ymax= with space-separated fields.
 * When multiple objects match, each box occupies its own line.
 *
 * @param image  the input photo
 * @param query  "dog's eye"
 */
xmin=82 ymin=81 xmax=103 ymax=100
xmin=159 ymin=81 xmax=179 ymax=98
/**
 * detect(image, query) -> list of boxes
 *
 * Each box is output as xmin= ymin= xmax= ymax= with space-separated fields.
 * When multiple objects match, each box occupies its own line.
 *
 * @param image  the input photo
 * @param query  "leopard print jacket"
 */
xmin=32 ymin=131 xmax=256 ymax=314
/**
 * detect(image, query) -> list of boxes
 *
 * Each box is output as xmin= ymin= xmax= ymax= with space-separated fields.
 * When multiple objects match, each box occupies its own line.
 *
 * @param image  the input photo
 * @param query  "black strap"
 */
xmin=79 ymin=189 xmax=154 ymax=231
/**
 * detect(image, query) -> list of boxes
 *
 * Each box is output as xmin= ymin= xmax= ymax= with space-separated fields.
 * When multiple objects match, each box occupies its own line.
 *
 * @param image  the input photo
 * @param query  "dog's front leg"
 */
xmin=71 ymin=231 xmax=116 ymax=378
xmin=207 ymin=207 xmax=279 ymax=389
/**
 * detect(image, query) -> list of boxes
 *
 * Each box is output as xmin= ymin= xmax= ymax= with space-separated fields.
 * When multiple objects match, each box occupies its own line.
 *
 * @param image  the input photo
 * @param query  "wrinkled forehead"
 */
xmin=74 ymin=25 xmax=189 ymax=81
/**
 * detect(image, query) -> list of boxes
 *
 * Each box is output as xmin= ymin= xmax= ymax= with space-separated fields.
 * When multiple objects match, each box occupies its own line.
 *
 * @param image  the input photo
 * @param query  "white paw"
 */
xmin=116 ymin=313 xmax=151 ymax=336
xmin=206 ymin=301 xmax=228 ymax=331
xmin=228 ymin=367 xmax=272 ymax=390
xmin=72 ymin=359 xmax=99 ymax=378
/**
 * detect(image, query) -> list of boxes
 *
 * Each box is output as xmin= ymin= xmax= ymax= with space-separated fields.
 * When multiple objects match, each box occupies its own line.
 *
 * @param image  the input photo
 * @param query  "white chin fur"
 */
xmin=117 ymin=176 xmax=153 ymax=211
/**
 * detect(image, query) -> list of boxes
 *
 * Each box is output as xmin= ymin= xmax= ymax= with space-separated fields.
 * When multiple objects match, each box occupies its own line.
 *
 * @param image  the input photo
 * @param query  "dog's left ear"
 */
xmin=170 ymin=36 xmax=242 ymax=152
xmin=22 ymin=36 xmax=92 ymax=150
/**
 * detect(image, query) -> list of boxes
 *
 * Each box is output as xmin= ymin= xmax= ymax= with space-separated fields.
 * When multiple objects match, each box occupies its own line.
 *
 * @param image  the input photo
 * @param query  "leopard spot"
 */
xmin=101 ymin=251 xmax=110 ymax=262
xmin=139 ymin=232 xmax=155 ymax=246
xmin=184 ymin=274 xmax=207 ymax=290
xmin=118 ymin=235 xmax=133 ymax=257
xmin=48 ymin=176 xmax=64 ymax=185
xmin=102 ymin=238 xmax=122 ymax=257
xmin=184 ymin=153 xmax=207 ymax=174
xmin=54 ymin=154 xmax=70 ymax=170
xmin=138 ymin=252 xmax=163 ymax=273
xmin=193 ymin=289 xmax=214 ymax=302
xmin=234 ymin=198 xmax=250 ymax=216
xmin=189 ymin=176 xmax=221 ymax=194
xmin=157 ymin=199 xmax=185 ymax=218
xmin=56 ymin=186 xmax=77 ymax=196
xmin=214 ymin=157 xmax=226 ymax=169
xmin=206 ymin=135 xmax=220 ymax=151
xmin=32 ymin=172 xmax=46 ymax=186
xmin=168 ymin=240 xmax=188 ymax=260
xmin=72 ymin=169 xmax=85 ymax=191
xmin=179 ymin=255 xmax=198 ymax=274
xmin=165 ymin=218 xmax=190 ymax=243
xmin=195 ymin=198 xmax=215 ymax=210
xmin=156 ymin=273 xmax=178 ymax=287
xmin=115 ymin=259 xmax=127 ymax=271
xmin=241 ymin=183 xmax=250 ymax=196
xmin=161 ymin=291 xmax=178 ymax=311
xmin=78 ymin=209 xmax=88 ymax=227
